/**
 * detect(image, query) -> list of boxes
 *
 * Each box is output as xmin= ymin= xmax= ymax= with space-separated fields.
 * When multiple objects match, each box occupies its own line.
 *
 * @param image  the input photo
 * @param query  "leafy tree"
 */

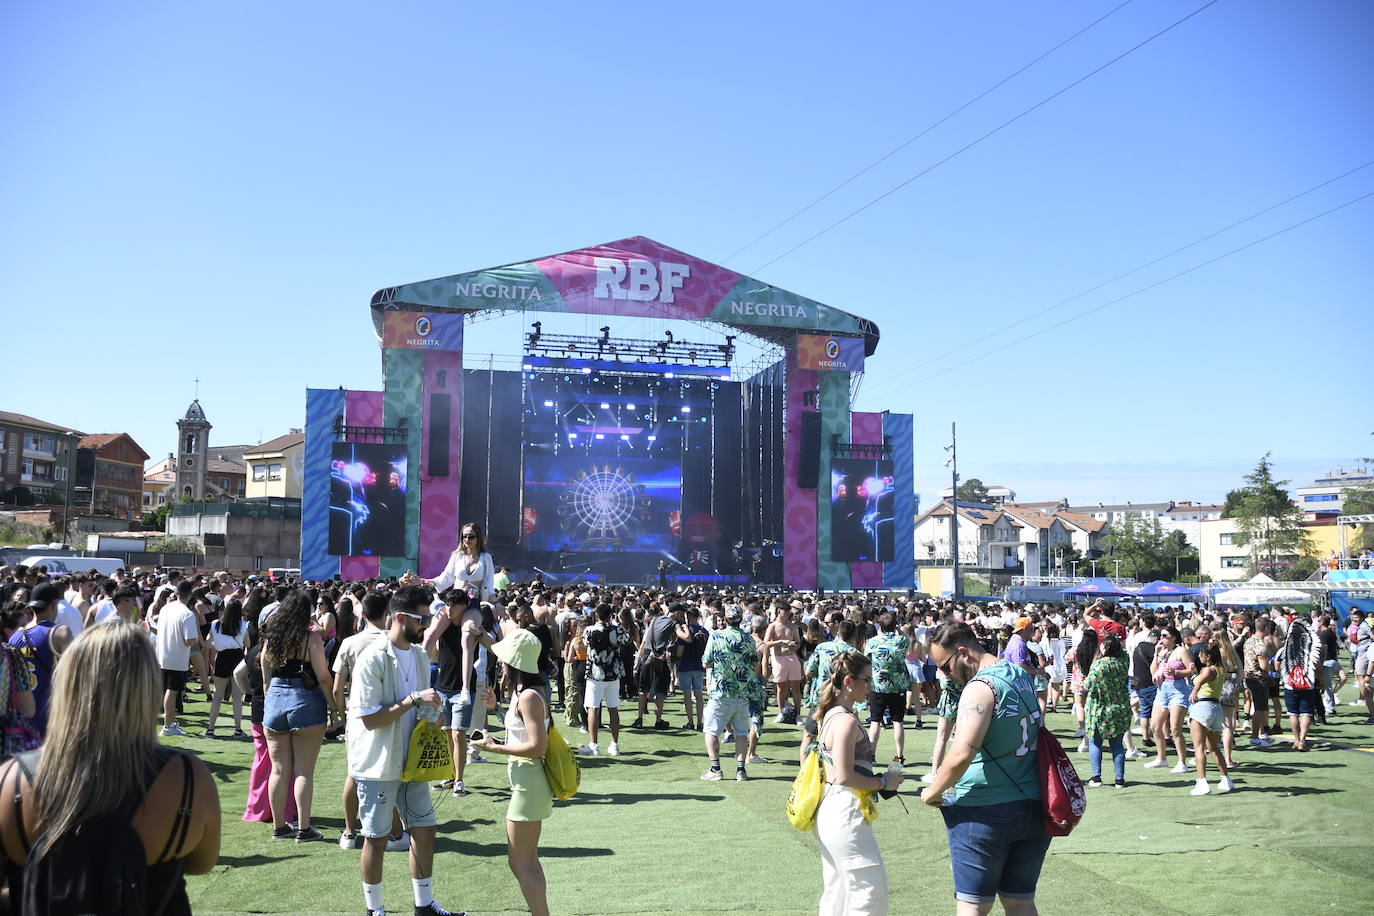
xmin=955 ymin=477 xmax=991 ymax=504
xmin=1 ymin=486 xmax=36 ymax=507
xmin=1101 ymin=515 xmax=1170 ymax=581
xmin=1342 ymin=476 xmax=1374 ymax=554
xmin=142 ymin=504 xmax=171 ymax=532
xmin=1230 ymin=453 xmax=1309 ymax=576
xmin=147 ymin=535 xmax=201 ymax=554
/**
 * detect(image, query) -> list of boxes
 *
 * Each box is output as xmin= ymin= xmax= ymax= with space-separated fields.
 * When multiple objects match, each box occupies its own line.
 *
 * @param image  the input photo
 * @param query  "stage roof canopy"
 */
xmin=370 ymin=236 xmax=881 ymax=356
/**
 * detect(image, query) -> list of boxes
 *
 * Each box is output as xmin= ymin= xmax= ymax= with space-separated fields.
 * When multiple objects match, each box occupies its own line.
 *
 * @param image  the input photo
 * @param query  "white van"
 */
xmin=19 ymin=556 xmax=126 ymax=577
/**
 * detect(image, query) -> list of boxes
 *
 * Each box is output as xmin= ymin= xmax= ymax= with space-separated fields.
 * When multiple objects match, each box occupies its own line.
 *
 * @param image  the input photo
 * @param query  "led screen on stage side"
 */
xmin=830 ymin=458 xmax=895 ymax=563
xmin=523 ymin=455 xmax=681 ymax=553
xmin=328 ymin=442 xmax=408 ymax=557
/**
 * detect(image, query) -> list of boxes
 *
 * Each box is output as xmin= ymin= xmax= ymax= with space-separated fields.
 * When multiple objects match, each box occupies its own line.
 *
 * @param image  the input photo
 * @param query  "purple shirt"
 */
xmin=1003 ymin=633 xmax=1029 ymax=667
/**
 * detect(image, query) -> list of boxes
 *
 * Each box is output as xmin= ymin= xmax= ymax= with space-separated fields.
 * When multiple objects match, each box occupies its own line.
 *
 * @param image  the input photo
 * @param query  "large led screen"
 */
xmin=328 ymin=442 xmax=408 ymax=557
xmin=523 ymin=455 xmax=681 ymax=553
xmin=830 ymin=458 xmax=895 ymax=563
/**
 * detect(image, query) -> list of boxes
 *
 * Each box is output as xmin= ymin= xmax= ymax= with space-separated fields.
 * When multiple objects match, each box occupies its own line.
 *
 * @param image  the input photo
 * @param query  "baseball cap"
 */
xmin=26 ymin=582 xmax=62 ymax=609
xmin=1014 ymin=616 xmax=1034 ymax=631
xmin=725 ymin=604 xmax=744 ymax=622
xmin=579 ymin=592 xmax=592 ymax=604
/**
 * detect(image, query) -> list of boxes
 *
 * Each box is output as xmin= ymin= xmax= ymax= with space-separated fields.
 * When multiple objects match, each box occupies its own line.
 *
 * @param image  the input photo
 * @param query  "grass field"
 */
xmin=172 ymin=680 xmax=1374 ymax=915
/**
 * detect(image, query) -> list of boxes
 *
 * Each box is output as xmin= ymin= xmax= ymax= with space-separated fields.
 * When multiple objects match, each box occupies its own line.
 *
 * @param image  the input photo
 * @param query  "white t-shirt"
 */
xmin=55 ymin=600 xmax=84 ymax=638
xmin=332 ymin=627 xmax=388 ymax=707
xmin=155 ymin=601 xmax=199 ymax=671
xmin=90 ymin=599 xmax=116 ymax=626
xmin=209 ymin=619 xmax=248 ymax=652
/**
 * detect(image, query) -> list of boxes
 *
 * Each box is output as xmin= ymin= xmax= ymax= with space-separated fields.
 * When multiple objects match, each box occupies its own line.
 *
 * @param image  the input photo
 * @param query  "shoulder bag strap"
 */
xmin=155 ymin=754 xmax=195 ymax=864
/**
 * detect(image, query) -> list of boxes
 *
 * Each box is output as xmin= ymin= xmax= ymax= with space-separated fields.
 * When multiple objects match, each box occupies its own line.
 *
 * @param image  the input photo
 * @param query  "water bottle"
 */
xmin=941 ymin=785 xmax=958 ymax=806
xmin=880 ymin=757 xmax=902 ymax=799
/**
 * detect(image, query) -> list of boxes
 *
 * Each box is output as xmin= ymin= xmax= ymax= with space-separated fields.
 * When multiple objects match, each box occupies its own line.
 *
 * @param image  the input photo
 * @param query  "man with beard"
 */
xmin=348 ymin=585 xmax=462 ymax=916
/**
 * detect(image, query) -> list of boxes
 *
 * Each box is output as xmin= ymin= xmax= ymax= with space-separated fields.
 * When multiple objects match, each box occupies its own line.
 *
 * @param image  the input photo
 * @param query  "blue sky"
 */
xmin=3 ymin=0 xmax=1371 ymax=510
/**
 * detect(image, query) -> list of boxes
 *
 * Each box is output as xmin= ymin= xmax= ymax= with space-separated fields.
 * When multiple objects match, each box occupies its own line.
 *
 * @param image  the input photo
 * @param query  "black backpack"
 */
xmin=14 ymin=750 xmax=194 ymax=916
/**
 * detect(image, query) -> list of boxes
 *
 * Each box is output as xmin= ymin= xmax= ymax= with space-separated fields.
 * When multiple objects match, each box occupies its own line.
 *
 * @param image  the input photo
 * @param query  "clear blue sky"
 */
xmin=4 ymin=0 xmax=1371 ymax=510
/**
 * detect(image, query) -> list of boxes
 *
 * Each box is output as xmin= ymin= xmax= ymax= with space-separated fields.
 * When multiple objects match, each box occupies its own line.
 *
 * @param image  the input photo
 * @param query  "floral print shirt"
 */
xmin=702 ymin=625 xmax=758 ymax=700
xmin=865 ymin=632 xmax=911 ymax=695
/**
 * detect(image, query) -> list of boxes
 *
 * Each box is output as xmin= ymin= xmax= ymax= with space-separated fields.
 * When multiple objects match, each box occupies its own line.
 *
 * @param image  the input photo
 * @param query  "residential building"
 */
xmin=75 ymin=433 xmax=150 ymax=521
xmin=999 ymin=504 xmax=1075 ymax=577
xmin=1198 ymin=518 xmax=1249 ymax=582
xmin=1055 ymin=510 xmax=1106 ymax=558
xmin=243 ymin=431 xmax=305 ymax=500
xmin=1162 ymin=501 xmax=1224 ymax=547
xmin=143 ymin=454 xmax=178 ymax=510
xmin=1296 ymin=467 xmax=1373 ymax=519
xmin=0 ymin=411 xmax=81 ymax=506
xmin=914 ymin=499 xmax=1002 ymax=567
xmin=1067 ymin=501 xmax=1174 ymax=525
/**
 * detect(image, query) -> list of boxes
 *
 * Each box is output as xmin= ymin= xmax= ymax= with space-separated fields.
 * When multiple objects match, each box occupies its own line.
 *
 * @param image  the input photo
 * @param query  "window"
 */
xmin=143 ymin=493 xmax=151 ymax=507
xmin=1303 ymin=494 xmax=1339 ymax=502
xmin=1220 ymin=556 xmax=1247 ymax=568
xmin=54 ymin=466 xmax=67 ymax=482
xmin=252 ymin=464 xmax=267 ymax=482
xmin=20 ymin=459 xmax=32 ymax=477
xmin=268 ymin=463 xmax=282 ymax=481
xmin=1220 ymin=533 xmax=1236 ymax=545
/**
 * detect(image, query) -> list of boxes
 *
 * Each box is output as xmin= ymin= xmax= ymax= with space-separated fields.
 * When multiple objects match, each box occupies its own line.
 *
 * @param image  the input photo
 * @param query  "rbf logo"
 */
xmin=592 ymin=257 xmax=691 ymax=303
xmin=414 ymin=316 xmax=432 ymax=337
xmin=824 ymin=338 xmax=841 ymax=359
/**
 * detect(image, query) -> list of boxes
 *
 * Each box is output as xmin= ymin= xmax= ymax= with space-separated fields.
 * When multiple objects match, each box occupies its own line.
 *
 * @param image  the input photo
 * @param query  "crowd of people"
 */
xmin=0 ymin=543 xmax=1370 ymax=915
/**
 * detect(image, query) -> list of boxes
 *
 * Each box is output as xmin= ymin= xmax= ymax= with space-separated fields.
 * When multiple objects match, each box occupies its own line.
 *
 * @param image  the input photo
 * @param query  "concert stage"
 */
xmin=299 ymin=237 xmax=914 ymax=589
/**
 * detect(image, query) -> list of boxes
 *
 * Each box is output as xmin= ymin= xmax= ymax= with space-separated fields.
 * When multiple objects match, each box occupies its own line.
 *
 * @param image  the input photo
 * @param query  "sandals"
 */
xmin=202 ymin=728 xmax=217 ymax=738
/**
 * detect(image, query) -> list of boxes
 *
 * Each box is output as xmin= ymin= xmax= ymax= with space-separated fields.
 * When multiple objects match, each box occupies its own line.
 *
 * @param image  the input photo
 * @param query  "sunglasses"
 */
xmin=461 ymin=533 xmax=477 ymax=540
xmin=935 ymin=653 xmax=956 ymax=676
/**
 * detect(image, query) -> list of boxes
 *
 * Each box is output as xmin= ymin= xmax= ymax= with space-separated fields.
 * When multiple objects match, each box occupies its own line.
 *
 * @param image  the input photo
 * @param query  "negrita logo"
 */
xmin=415 ymin=316 xmax=432 ymax=337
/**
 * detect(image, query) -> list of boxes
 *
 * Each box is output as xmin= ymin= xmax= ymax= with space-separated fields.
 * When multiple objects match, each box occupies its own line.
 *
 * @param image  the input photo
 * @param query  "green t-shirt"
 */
xmin=951 ymin=660 xmax=1043 ymax=807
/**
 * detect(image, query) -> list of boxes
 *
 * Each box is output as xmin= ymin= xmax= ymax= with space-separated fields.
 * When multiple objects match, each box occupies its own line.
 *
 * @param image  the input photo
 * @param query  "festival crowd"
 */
xmin=0 ymin=532 xmax=1369 ymax=915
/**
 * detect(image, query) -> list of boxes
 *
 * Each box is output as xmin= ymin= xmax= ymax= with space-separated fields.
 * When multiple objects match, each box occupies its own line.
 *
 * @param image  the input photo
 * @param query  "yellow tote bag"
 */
xmin=402 ymin=719 xmax=455 ymax=783
xmin=542 ymin=724 xmax=581 ymax=801
xmin=785 ymin=748 xmax=824 ymax=831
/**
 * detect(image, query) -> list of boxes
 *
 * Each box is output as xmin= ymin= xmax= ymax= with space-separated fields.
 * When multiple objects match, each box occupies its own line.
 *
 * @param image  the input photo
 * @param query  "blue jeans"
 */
xmin=940 ymin=799 xmax=1051 ymax=905
xmin=1088 ymin=732 xmax=1125 ymax=782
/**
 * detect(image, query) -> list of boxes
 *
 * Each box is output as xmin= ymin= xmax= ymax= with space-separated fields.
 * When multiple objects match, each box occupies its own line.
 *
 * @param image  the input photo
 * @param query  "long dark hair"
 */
xmin=1098 ymin=632 xmax=1124 ymax=661
xmin=220 ymin=598 xmax=243 ymax=635
xmin=1075 ymin=628 xmax=1099 ymax=674
xmin=261 ymin=590 xmax=313 ymax=667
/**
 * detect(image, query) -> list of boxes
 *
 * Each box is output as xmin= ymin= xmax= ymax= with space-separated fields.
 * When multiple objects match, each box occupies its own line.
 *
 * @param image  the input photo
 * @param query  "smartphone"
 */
xmin=469 ymin=730 xmax=485 ymax=743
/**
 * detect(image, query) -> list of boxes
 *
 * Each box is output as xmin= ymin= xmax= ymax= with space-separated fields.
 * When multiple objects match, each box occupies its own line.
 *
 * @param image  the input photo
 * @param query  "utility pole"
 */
xmin=945 ymin=422 xmax=959 ymax=599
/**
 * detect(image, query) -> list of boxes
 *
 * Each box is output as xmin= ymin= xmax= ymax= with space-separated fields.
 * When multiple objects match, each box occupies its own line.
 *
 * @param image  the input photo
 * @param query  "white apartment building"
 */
xmin=1295 ymin=467 xmax=1372 ymax=519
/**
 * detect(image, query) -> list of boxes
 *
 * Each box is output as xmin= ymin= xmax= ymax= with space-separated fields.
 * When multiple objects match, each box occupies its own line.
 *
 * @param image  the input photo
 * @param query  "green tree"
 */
xmin=1101 ymin=515 xmax=1170 ymax=581
xmin=147 ymin=535 xmax=201 ymax=554
xmin=955 ymin=477 xmax=991 ymax=504
xmin=1342 ymin=475 xmax=1374 ymax=554
xmin=1230 ymin=453 xmax=1309 ymax=577
xmin=1048 ymin=540 xmax=1081 ymax=574
xmin=142 ymin=504 xmax=171 ymax=532
xmin=1 ymin=486 xmax=36 ymax=507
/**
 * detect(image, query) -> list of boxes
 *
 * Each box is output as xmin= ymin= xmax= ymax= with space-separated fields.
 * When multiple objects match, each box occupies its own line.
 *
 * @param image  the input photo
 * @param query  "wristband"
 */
xmin=409 ymin=691 xmax=421 ymax=707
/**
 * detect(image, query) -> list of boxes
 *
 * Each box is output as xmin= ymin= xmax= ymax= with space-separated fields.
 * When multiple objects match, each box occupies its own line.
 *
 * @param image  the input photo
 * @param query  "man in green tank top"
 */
xmin=921 ymin=621 xmax=1052 ymax=914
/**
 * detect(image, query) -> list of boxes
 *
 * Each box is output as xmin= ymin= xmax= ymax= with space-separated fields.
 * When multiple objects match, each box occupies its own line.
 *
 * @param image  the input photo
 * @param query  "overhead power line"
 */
xmin=751 ymin=0 xmax=1224 ymax=274
xmin=859 ymin=157 xmax=1374 ymax=401
xmin=864 ymin=188 xmax=1374 ymax=395
xmin=723 ymin=0 xmax=1138 ymax=263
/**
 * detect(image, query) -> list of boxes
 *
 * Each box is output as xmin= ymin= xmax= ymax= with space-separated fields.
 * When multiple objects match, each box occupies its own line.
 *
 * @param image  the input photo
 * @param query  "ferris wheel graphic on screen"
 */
xmin=556 ymin=464 xmax=653 ymax=550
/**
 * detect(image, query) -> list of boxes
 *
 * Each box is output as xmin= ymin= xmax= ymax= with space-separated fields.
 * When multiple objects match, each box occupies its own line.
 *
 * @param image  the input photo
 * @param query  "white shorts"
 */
xmin=1355 ymin=655 xmax=1373 ymax=677
xmin=586 ymin=677 xmax=620 ymax=710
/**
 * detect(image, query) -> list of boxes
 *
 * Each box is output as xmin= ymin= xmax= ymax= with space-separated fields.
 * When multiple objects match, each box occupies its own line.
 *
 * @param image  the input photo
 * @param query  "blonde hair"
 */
xmin=34 ymin=619 xmax=161 ymax=843
xmin=1214 ymin=631 xmax=1240 ymax=674
xmin=812 ymin=651 xmax=869 ymax=725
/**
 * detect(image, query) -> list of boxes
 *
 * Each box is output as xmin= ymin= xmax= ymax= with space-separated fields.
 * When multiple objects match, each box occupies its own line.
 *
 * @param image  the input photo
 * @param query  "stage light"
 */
xmin=681 ymin=406 xmax=691 ymax=413
xmin=522 ymin=364 xmax=532 ymax=370
xmin=543 ymin=400 xmax=554 ymax=407
xmin=620 ymin=434 xmax=630 ymax=440
xmin=581 ymin=368 xmax=592 ymax=375
xmin=626 ymin=403 xmax=636 ymax=410
xmin=568 ymin=433 xmax=578 ymax=439
xmin=599 ymin=402 xmax=610 ymax=409
xmin=664 ymin=330 xmax=674 ymax=343
xmin=664 ymin=372 xmax=674 ymax=379
xmin=647 ymin=435 xmax=657 ymax=442
xmin=595 ymin=434 xmax=606 ymax=440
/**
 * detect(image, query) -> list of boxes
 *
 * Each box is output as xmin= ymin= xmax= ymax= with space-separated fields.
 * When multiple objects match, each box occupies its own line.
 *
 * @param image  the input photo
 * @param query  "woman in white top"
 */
xmin=412 ymin=523 xmax=495 ymax=705
xmin=205 ymin=598 xmax=249 ymax=737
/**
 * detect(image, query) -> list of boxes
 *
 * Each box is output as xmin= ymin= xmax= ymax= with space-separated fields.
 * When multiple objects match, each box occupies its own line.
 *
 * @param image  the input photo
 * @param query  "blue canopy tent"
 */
xmin=1133 ymin=579 xmax=1203 ymax=599
xmin=1058 ymin=578 xmax=1137 ymax=598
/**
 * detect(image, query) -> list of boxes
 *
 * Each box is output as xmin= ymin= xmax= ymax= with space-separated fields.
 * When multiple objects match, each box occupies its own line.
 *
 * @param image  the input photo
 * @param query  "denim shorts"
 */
xmin=1135 ymin=685 xmax=1158 ymax=715
xmin=355 ymin=778 xmax=436 ymax=838
xmin=1284 ymin=688 xmax=1319 ymax=717
xmin=677 ymin=669 xmax=705 ymax=694
xmin=704 ymin=696 xmax=751 ymax=738
xmin=1156 ymin=679 xmax=1190 ymax=709
xmin=263 ymin=678 xmax=327 ymax=732
xmin=439 ymin=682 xmax=486 ymax=732
xmin=1189 ymin=699 xmax=1223 ymax=733
xmin=941 ymin=799 xmax=1052 ymax=905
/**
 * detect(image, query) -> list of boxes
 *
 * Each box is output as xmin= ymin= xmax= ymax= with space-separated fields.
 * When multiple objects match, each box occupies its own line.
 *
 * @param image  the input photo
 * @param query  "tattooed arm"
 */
xmin=921 ymin=679 xmax=995 ymax=806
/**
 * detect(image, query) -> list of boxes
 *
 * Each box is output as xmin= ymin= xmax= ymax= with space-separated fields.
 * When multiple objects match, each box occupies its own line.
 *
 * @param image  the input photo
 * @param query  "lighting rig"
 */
xmin=524 ymin=324 xmax=735 ymax=366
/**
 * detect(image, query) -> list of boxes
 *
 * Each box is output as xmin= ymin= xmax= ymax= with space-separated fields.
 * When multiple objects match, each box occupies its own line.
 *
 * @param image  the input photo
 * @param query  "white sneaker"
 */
xmin=1170 ymin=762 xmax=1189 ymax=774
xmin=466 ymin=749 xmax=485 ymax=764
xmin=748 ymin=754 xmax=771 ymax=764
xmin=159 ymin=723 xmax=187 ymax=737
xmin=578 ymin=726 xmax=588 ymax=733
xmin=1142 ymin=758 xmax=1167 ymax=769
xmin=1074 ymin=727 xmax=1085 ymax=738
xmin=452 ymin=780 xmax=468 ymax=797
xmin=1076 ymin=741 xmax=1089 ymax=753
xmin=1127 ymin=749 xmax=1148 ymax=759
xmin=578 ymin=744 xmax=599 ymax=756
xmin=1190 ymin=779 xmax=1211 ymax=796
xmin=607 ymin=742 xmax=620 ymax=756
xmin=385 ymin=832 xmax=410 ymax=852
xmin=1250 ymin=737 xmax=1274 ymax=748
xmin=700 ymin=768 xmax=723 ymax=781
xmin=1217 ymin=776 xmax=1235 ymax=793
xmin=338 ymin=831 xmax=359 ymax=850
xmin=773 ymin=713 xmax=788 ymax=724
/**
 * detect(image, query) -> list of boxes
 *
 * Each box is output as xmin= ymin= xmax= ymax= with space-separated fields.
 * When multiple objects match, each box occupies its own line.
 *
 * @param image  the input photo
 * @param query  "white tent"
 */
xmin=1212 ymin=573 xmax=1314 ymax=605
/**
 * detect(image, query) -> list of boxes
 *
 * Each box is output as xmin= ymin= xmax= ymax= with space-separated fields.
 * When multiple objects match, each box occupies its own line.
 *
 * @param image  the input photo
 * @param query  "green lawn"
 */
xmin=173 ymin=682 xmax=1374 ymax=915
